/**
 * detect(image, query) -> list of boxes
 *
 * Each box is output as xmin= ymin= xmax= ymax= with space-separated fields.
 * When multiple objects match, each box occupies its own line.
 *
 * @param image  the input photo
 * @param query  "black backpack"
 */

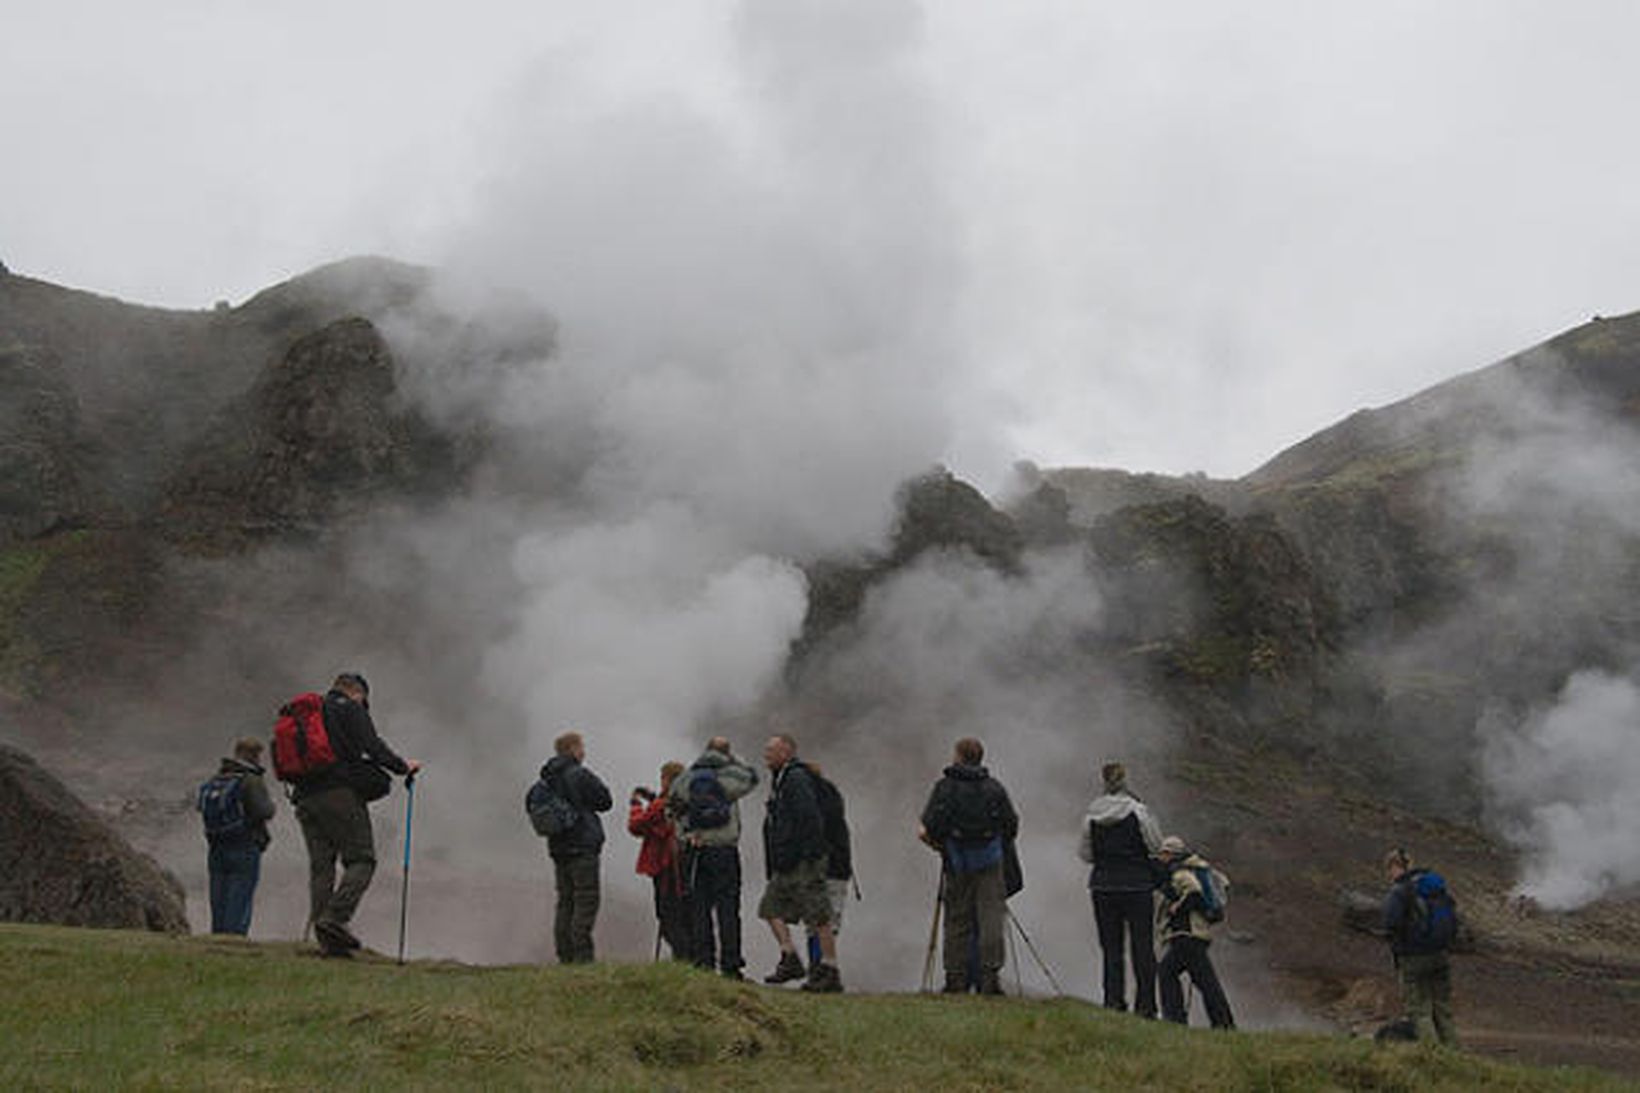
xmin=685 ymin=766 xmax=733 ymax=831
xmin=945 ymin=781 xmax=998 ymax=843
xmin=525 ymin=775 xmax=579 ymax=838
xmin=197 ymin=774 xmax=247 ymax=841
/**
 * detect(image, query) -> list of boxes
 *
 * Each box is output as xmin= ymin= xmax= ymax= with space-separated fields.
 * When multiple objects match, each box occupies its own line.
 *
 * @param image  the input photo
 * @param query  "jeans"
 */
xmin=207 ymin=840 xmax=262 ymax=935
xmin=688 ymin=845 xmax=744 ymax=972
xmin=1093 ymin=889 xmax=1157 ymax=1016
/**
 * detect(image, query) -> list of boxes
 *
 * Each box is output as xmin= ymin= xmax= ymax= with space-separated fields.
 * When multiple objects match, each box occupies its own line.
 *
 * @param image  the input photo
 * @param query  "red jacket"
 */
xmin=628 ymin=795 xmax=682 ymax=890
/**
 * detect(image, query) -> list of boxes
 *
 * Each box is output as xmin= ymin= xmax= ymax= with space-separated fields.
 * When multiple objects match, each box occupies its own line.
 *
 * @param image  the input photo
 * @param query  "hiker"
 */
xmin=918 ymin=737 xmax=1019 ymax=995
xmin=292 ymin=673 xmax=420 ymax=957
xmin=804 ymin=762 xmax=853 ymax=969
xmin=1079 ymin=760 xmax=1164 ymax=1016
xmin=758 ymin=733 xmax=842 ymax=992
xmin=1382 ymin=848 xmax=1459 ymax=1045
xmin=539 ymin=731 xmax=612 ymax=963
xmin=628 ymin=761 xmax=691 ymax=962
xmin=196 ymin=736 xmax=276 ymax=935
xmin=669 ymin=735 xmax=759 ymax=979
xmin=1155 ymin=836 xmax=1235 ymax=1029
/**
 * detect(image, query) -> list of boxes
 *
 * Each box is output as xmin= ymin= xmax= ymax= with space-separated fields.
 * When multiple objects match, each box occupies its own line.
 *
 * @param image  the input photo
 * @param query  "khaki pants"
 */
xmin=296 ymin=785 xmax=376 ymax=930
xmin=1399 ymin=952 xmax=1457 ymax=1045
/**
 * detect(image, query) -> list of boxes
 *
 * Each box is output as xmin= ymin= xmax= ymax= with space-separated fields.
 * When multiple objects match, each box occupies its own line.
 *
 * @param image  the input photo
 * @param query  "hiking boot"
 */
xmin=801 ymin=962 xmax=844 ymax=994
xmin=314 ymin=920 xmax=359 ymax=957
xmin=763 ymin=951 xmax=806 ymax=984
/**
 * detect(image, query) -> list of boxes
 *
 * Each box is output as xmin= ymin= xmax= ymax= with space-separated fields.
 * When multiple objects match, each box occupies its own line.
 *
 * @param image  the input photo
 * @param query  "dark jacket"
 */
xmin=1079 ymin=792 xmax=1164 ymax=894
xmin=295 ymin=690 xmax=410 ymax=801
xmin=763 ymin=759 xmax=827 ymax=877
xmin=215 ymin=757 xmax=277 ymax=850
xmin=543 ymin=754 xmax=612 ymax=860
xmin=1384 ymin=868 xmax=1451 ymax=958
xmin=920 ymin=763 xmax=1019 ymax=849
xmin=814 ymin=773 xmax=852 ymax=882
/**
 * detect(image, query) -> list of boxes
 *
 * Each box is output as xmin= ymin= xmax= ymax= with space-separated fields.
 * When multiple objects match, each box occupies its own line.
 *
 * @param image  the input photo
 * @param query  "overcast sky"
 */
xmin=5 ymin=1 xmax=1639 ymax=479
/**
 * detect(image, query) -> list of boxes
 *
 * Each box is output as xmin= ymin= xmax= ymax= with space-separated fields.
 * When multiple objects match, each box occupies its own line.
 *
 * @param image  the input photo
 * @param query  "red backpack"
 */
xmin=271 ymin=692 xmax=337 ymax=782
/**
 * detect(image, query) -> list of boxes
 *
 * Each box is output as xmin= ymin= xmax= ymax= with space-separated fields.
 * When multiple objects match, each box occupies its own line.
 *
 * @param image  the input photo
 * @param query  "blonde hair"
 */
xmin=554 ymin=731 xmax=584 ymax=757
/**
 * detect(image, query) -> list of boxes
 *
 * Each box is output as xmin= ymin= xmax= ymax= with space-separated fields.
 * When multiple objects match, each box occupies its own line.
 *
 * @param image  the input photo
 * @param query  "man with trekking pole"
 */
xmin=918 ymin=737 xmax=1019 ymax=995
xmin=282 ymin=672 xmax=421 ymax=959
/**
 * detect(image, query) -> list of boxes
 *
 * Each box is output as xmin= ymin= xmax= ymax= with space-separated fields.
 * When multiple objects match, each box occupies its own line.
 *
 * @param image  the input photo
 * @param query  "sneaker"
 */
xmin=763 ymin=951 xmax=806 ymax=984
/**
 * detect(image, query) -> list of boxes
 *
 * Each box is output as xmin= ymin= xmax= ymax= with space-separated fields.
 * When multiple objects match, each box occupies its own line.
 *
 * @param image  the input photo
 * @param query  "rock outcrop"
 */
xmin=0 ymin=742 xmax=187 ymax=932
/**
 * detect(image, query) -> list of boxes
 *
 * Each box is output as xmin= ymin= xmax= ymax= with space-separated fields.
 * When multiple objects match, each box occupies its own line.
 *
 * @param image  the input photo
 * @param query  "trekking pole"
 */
xmin=1006 ymin=912 xmax=1023 ymax=996
xmin=1006 ymin=909 xmax=1066 ymax=997
xmin=397 ymin=772 xmax=416 ymax=966
xmin=921 ymin=868 xmax=945 ymax=993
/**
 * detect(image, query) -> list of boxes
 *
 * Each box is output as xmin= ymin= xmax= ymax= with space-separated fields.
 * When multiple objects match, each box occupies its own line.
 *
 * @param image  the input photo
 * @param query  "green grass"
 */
xmin=0 ymin=925 xmax=1627 ymax=1091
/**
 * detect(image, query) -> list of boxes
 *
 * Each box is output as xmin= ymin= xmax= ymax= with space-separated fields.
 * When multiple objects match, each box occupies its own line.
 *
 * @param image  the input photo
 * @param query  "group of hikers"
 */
xmin=194 ymin=672 xmax=1461 ymax=1042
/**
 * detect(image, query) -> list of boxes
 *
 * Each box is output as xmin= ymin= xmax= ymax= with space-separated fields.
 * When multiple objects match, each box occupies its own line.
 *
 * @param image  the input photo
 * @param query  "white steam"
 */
xmin=1482 ymin=671 xmax=1640 ymax=909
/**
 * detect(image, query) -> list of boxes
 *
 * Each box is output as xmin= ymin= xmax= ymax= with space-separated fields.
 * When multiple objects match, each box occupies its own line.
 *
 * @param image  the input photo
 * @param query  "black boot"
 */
xmin=802 ymin=962 xmax=844 ymax=993
xmin=764 ymin=951 xmax=806 ymax=984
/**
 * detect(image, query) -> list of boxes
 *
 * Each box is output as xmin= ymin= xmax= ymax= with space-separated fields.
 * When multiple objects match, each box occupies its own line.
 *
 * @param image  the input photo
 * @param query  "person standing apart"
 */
xmin=541 ymin=731 xmax=612 ymax=964
xmin=1079 ymin=761 xmax=1164 ymax=1016
xmin=1383 ymin=847 xmax=1460 ymax=1045
xmin=197 ymin=737 xmax=276 ymax=935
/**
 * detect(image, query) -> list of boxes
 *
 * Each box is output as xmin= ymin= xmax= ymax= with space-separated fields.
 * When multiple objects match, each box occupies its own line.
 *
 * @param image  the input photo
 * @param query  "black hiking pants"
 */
xmin=1092 ymin=889 xmax=1157 ymax=1016
xmin=553 ymin=853 xmax=601 ymax=963
xmin=687 ymin=845 xmax=744 ymax=972
xmin=1159 ymin=937 xmax=1235 ymax=1029
xmin=296 ymin=784 xmax=377 ymax=932
xmin=653 ymin=873 xmax=693 ymax=962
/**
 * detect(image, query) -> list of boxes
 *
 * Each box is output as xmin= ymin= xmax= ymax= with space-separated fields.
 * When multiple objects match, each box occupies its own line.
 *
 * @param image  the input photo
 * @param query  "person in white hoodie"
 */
xmin=1077 ymin=761 xmax=1164 ymax=1017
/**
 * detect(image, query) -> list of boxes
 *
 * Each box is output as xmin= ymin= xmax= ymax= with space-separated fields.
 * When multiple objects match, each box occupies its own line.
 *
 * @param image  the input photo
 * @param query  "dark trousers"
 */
xmin=1159 ymin=937 xmax=1235 ymax=1029
xmin=688 ymin=845 xmax=744 ymax=972
xmin=1093 ymin=889 xmax=1157 ymax=1016
xmin=296 ymin=785 xmax=376 ymax=930
xmin=653 ymin=874 xmax=693 ymax=961
xmin=207 ymin=840 xmax=262 ymax=935
xmin=1398 ymin=952 xmax=1457 ymax=1044
xmin=943 ymin=864 xmax=1005 ymax=984
xmin=553 ymin=854 xmax=601 ymax=963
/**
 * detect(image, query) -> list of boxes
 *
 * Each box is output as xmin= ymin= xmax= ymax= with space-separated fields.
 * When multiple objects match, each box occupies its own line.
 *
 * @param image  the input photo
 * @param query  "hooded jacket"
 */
xmin=920 ymin=763 xmax=1020 ymax=868
xmin=1079 ymin=791 xmax=1163 ymax=893
xmin=667 ymin=747 xmax=759 ymax=848
xmin=627 ymin=793 xmax=682 ymax=892
xmin=213 ymin=757 xmax=277 ymax=850
xmin=542 ymin=754 xmax=612 ymax=860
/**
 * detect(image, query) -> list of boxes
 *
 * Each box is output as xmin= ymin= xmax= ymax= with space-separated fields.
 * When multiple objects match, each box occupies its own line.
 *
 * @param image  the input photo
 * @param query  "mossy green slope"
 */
xmin=0 ymin=924 xmax=1626 ymax=1092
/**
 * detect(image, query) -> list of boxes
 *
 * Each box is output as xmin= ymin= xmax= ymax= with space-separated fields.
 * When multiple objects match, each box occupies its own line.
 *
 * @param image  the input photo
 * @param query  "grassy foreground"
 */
xmin=0 ymin=924 xmax=1624 ymax=1092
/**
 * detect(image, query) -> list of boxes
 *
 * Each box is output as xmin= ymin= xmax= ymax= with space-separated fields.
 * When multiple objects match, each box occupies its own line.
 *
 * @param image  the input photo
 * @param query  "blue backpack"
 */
xmin=197 ymin=775 xmax=247 ymax=841
xmin=1190 ymin=864 xmax=1229 ymax=924
xmin=685 ymin=767 xmax=732 ymax=831
xmin=1407 ymin=871 xmax=1458 ymax=950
